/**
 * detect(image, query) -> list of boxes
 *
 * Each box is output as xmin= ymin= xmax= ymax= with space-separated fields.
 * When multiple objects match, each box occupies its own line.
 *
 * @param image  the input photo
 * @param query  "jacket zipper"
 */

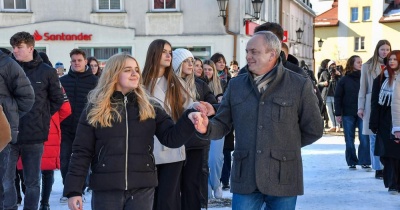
xmin=124 ymin=96 xmax=129 ymax=190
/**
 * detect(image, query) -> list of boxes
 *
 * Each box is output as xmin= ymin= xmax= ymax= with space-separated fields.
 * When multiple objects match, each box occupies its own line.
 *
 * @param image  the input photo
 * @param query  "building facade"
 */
xmin=0 ymin=0 xmax=315 ymax=71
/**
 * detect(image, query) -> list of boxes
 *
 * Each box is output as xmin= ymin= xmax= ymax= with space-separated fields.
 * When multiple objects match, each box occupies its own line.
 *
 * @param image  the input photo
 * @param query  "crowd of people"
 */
xmin=5 ymin=20 xmax=400 ymax=210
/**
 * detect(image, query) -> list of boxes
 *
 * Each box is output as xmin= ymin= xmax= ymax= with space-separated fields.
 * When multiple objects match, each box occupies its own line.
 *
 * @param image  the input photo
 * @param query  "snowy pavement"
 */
xmin=17 ymin=134 xmax=400 ymax=209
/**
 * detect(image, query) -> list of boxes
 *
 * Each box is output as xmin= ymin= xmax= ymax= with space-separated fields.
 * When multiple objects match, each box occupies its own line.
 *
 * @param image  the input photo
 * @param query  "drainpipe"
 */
xmin=225 ymin=3 xmax=237 ymax=62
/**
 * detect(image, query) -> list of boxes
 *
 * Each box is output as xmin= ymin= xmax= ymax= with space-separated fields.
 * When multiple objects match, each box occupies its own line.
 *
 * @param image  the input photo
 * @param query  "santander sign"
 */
xmin=33 ymin=30 xmax=92 ymax=41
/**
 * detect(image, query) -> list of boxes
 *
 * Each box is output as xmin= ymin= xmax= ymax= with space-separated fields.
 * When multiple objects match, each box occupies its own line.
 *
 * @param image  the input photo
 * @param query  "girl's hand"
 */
xmin=68 ymin=196 xmax=83 ymax=210
xmin=199 ymin=101 xmax=216 ymax=116
xmin=188 ymin=112 xmax=208 ymax=134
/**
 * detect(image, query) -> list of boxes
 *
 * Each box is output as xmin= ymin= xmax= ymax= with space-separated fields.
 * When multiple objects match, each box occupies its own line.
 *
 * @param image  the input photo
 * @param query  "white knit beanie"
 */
xmin=327 ymin=60 xmax=336 ymax=68
xmin=172 ymin=48 xmax=194 ymax=73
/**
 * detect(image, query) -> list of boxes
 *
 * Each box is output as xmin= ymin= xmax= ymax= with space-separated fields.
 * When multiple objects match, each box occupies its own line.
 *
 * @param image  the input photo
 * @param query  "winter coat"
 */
xmin=334 ymin=71 xmax=361 ymax=116
xmin=201 ymin=61 xmax=323 ymax=196
xmin=63 ymin=91 xmax=195 ymax=197
xmin=59 ymin=68 xmax=98 ymax=134
xmin=392 ymin=74 xmax=400 ymax=134
xmin=0 ymin=105 xmax=11 ymax=151
xmin=358 ymin=60 xmax=384 ymax=135
xmin=0 ymin=50 xmax=34 ymax=143
xmin=12 ymin=50 xmax=64 ymax=144
xmin=318 ymin=69 xmax=341 ymax=100
xmin=17 ymin=94 xmax=72 ymax=170
xmin=184 ymin=78 xmax=217 ymax=150
xmin=370 ymin=75 xmax=400 ymax=158
xmin=147 ymin=76 xmax=194 ymax=164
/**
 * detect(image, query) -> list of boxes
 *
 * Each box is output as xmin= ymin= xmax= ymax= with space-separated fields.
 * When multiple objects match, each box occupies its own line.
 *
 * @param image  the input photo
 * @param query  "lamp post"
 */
xmin=318 ymin=38 xmax=324 ymax=48
xmin=243 ymin=0 xmax=264 ymax=25
xmin=296 ymin=28 xmax=304 ymax=43
xmin=216 ymin=0 xmax=229 ymax=25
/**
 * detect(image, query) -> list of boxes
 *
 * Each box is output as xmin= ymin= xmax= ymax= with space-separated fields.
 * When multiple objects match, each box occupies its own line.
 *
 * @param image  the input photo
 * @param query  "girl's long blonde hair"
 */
xmin=86 ymin=53 xmax=155 ymax=127
xmin=203 ymin=60 xmax=223 ymax=95
xmin=366 ymin=39 xmax=391 ymax=72
xmin=175 ymin=61 xmax=198 ymax=101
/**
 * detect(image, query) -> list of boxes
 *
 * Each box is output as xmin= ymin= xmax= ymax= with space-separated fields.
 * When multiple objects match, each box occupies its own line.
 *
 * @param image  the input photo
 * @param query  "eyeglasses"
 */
xmin=183 ymin=58 xmax=194 ymax=64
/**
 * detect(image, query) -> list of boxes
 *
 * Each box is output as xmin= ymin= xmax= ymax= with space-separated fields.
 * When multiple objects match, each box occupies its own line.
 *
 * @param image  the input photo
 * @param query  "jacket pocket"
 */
xmin=269 ymin=150 xmax=297 ymax=185
xmin=271 ymin=97 xmax=293 ymax=123
xmin=231 ymin=150 xmax=249 ymax=182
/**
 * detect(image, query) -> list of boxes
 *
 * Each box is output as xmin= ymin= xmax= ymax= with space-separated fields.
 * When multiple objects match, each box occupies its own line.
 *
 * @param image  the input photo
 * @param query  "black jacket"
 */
xmin=0 ymin=51 xmax=35 ymax=143
xmin=334 ymin=71 xmax=361 ymax=116
xmin=63 ymin=91 xmax=195 ymax=197
xmin=59 ymin=68 xmax=98 ymax=133
xmin=12 ymin=50 xmax=64 ymax=144
xmin=185 ymin=78 xmax=218 ymax=150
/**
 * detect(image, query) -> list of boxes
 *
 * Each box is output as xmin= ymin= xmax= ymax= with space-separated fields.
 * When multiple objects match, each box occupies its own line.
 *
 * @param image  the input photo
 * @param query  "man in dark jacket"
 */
xmin=59 ymin=49 xmax=98 ymax=202
xmin=3 ymin=32 xmax=63 ymax=210
xmin=0 ymin=48 xmax=35 ymax=209
xmin=199 ymin=31 xmax=323 ymax=210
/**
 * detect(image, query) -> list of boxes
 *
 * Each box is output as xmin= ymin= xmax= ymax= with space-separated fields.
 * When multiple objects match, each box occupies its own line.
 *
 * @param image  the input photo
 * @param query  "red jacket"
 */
xmin=17 ymin=97 xmax=71 ymax=170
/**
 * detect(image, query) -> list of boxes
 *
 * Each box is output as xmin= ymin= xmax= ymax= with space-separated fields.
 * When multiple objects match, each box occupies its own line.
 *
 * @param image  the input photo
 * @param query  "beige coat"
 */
xmin=358 ymin=61 xmax=382 ymax=135
xmin=149 ymin=76 xmax=194 ymax=164
xmin=0 ymin=105 xmax=11 ymax=152
xmin=391 ymin=74 xmax=400 ymax=133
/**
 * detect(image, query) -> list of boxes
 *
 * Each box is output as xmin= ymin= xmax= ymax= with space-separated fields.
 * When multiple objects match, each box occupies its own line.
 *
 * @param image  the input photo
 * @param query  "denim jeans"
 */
xmin=220 ymin=149 xmax=232 ymax=186
xmin=92 ymin=188 xmax=155 ymax=210
xmin=369 ymin=135 xmax=383 ymax=170
xmin=342 ymin=116 xmax=370 ymax=166
xmin=0 ymin=144 xmax=10 ymax=209
xmin=208 ymin=137 xmax=224 ymax=198
xmin=4 ymin=143 xmax=43 ymax=210
xmin=40 ymin=170 xmax=54 ymax=205
xmin=232 ymin=192 xmax=297 ymax=210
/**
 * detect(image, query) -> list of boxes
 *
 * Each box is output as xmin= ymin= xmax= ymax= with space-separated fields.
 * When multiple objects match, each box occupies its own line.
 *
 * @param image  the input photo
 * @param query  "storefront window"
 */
xmin=3 ymin=0 xmax=27 ymax=10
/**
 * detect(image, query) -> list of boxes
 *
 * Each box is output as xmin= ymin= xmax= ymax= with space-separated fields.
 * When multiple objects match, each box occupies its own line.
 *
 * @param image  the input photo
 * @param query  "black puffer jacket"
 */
xmin=185 ymin=78 xmax=218 ymax=150
xmin=63 ymin=91 xmax=195 ymax=197
xmin=12 ymin=50 xmax=64 ymax=144
xmin=0 ymin=51 xmax=34 ymax=143
xmin=59 ymin=68 xmax=98 ymax=133
xmin=334 ymin=70 xmax=361 ymax=116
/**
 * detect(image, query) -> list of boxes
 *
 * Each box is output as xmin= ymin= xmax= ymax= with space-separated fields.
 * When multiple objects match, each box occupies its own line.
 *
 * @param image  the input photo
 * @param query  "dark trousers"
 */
xmin=40 ymin=170 xmax=54 ymax=205
xmin=200 ymin=146 xmax=210 ymax=208
xmin=181 ymin=149 xmax=206 ymax=210
xmin=92 ymin=188 xmax=155 ymax=210
xmin=381 ymin=157 xmax=400 ymax=190
xmin=15 ymin=169 xmax=24 ymax=202
xmin=4 ymin=143 xmax=43 ymax=210
xmin=221 ymin=149 xmax=232 ymax=186
xmin=0 ymin=145 xmax=10 ymax=209
xmin=60 ymin=131 xmax=74 ymax=183
xmin=153 ymin=161 xmax=183 ymax=210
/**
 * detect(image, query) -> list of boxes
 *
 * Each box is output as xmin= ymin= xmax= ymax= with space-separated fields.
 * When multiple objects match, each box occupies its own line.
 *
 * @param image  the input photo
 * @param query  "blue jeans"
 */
xmin=369 ymin=135 xmax=383 ymax=170
xmin=220 ymin=149 xmax=232 ymax=186
xmin=232 ymin=192 xmax=297 ymax=210
xmin=0 ymin=145 xmax=10 ymax=209
xmin=342 ymin=116 xmax=370 ymax=166
xmin=208 ymin=137 xmax=224 ymax=198
xmin=92 ymin=188 xmax=155 ymax=210
xmin=4 ymin=143 xmax=43 ymax=210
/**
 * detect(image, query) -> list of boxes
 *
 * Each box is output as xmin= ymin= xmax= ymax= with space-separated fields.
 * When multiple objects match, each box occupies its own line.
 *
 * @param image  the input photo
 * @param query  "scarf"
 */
xmin=378 ymin=70 xmax=394 ymax=106
xmin=252 ymin=66 xmax=277 ymax=94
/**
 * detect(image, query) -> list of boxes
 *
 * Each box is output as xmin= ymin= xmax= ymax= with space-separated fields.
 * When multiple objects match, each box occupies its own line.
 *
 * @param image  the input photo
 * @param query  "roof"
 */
xmin=314 ymin=1 xmax=339 ymax=27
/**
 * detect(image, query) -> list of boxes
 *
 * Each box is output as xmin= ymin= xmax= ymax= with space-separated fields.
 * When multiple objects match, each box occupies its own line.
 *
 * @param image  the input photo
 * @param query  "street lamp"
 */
xmin=296 ymin=28 xmax=304 ymax=43
xmin=216 ymin=0 xmax=229 ymax=25
xmin=243 ymin=0 xmax=264 ymax=25
xmin=318 ymin=38 xmax=324 ymax=49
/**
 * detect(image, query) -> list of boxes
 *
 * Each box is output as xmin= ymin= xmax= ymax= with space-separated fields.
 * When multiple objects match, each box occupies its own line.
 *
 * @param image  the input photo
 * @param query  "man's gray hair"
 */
xmin=254 ymin=31 xmax=281 ymax=58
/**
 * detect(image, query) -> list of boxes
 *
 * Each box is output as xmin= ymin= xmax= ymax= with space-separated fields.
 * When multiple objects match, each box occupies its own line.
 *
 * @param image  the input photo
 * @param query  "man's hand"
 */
xmin=188 ymin=112 xmax=209 ymax=134
xmin=357 ymin=109 xmax=364 ymax=119
xmin=200 ymin=101 xmax=216 ymax=116
xmin=68 ymin=196 xmax=83 ymax=210
xmin=192 ymin=102 xmax=207 ymax=115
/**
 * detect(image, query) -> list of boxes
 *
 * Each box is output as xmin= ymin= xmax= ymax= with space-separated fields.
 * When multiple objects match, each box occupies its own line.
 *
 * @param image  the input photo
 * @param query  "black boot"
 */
xmin=375 ymin=170 xmax=383 ymax=179
xmin=39 ymin=203 xmax=50 ymax=210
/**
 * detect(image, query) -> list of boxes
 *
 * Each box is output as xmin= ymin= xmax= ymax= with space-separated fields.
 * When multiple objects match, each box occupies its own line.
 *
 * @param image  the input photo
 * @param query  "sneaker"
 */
xmin=361 ymin=165 xmax=372 ymax=172
xmin=375 ymin=170 xmax=383 ymax=179
xmin=214 ymin=186 xmax=223 ymax=199
xmin=222 ymin=184 xmax=230 ymax=191
xmin=349 ymin=165 xmax=356 ymax=170
xmin=389 ymin=188 xmax=398 ymax=195
xmin=59 ymin=196 xmax=68 ymax=204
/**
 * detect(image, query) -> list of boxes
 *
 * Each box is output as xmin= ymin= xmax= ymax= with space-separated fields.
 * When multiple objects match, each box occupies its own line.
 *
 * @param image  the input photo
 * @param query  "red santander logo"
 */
xmin=32 ymin=30 xmax=92 ymax=41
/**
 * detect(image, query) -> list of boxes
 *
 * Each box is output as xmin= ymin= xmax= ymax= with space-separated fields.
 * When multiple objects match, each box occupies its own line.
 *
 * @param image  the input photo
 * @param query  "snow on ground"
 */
xmin=16 ymin=134 xmax=400 ymax=209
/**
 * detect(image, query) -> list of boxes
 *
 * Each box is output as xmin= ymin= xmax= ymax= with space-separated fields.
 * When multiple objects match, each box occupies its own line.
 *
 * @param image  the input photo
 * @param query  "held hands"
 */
xmin=68 ymin=196 xmax=83 ymax=210
xmin=188 ymin=112 xmax=209 ymax=134
xmin=357 ymin=109 xmax=364 ymax=119
xmin=192 ymin=101 xmax=215 ymax=116
xmin=200 ymin=101 xmax=216 ymax=116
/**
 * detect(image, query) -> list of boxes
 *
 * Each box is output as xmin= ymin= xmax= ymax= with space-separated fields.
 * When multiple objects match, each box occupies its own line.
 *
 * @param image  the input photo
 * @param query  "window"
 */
xmin=2 ymin=0 xmax=27 ymax=10
xmin=354 ymin=37 xmax=365 ymax=51
xmin=363 ymin=6 xmax=370 ymax=21
xmin=152 ymin=0 xmax=177 ymax=11
xmin=98 ymin=0 xmax=122 ymax=11
xmin=79 ymin=47 xmax=132 ymax=60
xmin=351 ymin=7 xmax=358 ymax=22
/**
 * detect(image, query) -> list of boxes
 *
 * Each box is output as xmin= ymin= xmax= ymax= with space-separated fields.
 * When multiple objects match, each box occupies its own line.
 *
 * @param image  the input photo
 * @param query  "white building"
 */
xmin=0 ymin=0 xmax=314 ymax=70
